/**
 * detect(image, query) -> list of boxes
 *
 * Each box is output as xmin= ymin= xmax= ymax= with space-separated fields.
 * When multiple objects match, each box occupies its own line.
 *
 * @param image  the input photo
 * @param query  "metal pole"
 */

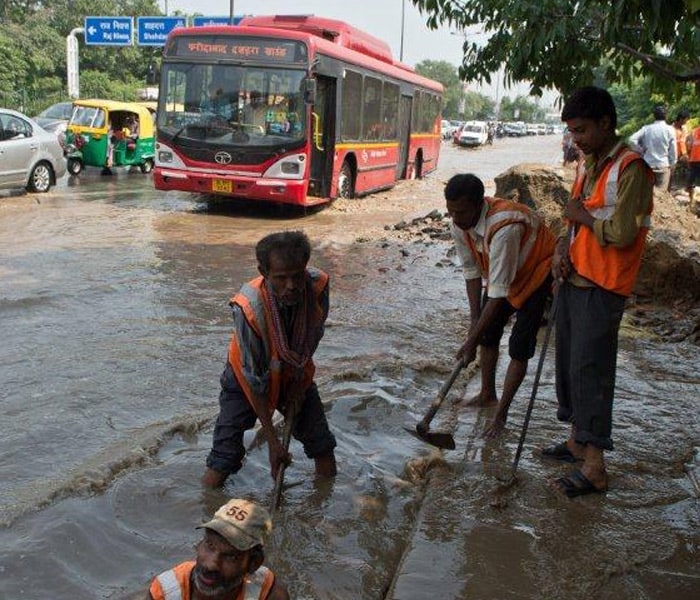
xmin=400 ymin=0 xmax=405 ymax=61
xmin=230 ymin=0 xmax=235 ymax=24
xmin=164 ymin=0 xmax=168 ymax=16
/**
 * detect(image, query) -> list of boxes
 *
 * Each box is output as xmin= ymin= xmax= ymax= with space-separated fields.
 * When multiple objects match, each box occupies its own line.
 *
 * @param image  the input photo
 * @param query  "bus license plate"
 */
xmin=212 ymin=179 xmax=232 ymax=193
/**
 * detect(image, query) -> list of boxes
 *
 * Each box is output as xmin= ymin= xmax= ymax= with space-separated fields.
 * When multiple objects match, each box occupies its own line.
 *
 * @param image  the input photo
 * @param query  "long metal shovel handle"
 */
xmin=270 ymin=402 xmax=296 ymax=514
xmin=509 ymin=289 xmax=559 ymax=479
xmin=417 ymin=356 xmax=467 ymax=434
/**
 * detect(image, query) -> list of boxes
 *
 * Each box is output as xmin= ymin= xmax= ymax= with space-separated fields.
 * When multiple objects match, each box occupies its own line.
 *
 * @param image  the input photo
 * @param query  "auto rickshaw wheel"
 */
xmin=140 ymin=159 xmax=154 ymax=174
xmin=67 ymin=158 xmax=82 ymax=175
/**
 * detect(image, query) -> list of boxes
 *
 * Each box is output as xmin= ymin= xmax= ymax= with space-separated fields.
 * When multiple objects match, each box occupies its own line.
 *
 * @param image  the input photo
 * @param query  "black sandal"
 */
xmin=554 ymin=469 xmax=607 ymax=498
xmin=538 ymin=441 xmax=582 ymax=463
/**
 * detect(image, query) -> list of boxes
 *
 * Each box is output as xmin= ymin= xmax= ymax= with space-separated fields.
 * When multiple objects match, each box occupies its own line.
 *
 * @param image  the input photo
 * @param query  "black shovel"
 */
xmin=405 ymin=357 xmax=469 ymax=450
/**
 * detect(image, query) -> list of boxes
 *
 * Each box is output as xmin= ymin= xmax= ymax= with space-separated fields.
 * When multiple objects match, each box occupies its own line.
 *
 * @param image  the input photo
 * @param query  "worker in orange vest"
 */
xmin=445 ymin=173 xmax=556 ymax=439
xmin=669 ymin=109 xmax=690 ymax=192
xmin=686 ymin=119 xmax=700 ymax=211
xmin=543 ymin=86 xmax=653 ymax=498
xmin=148 ymin=498 xmax=289 ymax=600
xmin=202 ymin=231 xmax=337 ymax=488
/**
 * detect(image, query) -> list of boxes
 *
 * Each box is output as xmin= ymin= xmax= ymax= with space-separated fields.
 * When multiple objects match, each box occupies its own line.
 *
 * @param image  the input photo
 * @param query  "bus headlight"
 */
xmin=262 ymin=153 xmax=306 ymax=179
xmin=158 ymin=150 xmax=174 ymax=163
xmin=280 ymin=162 xmax=300 ymax=174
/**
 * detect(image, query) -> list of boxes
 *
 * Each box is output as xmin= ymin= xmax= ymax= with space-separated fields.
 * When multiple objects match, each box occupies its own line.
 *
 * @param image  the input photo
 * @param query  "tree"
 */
xmin=411 ymin=0 xmax=700 ymax=97
xmin=415 ymin=60 xmax=462 ymax=118
xmin=499 ymin=96 xmax=546 ymax=123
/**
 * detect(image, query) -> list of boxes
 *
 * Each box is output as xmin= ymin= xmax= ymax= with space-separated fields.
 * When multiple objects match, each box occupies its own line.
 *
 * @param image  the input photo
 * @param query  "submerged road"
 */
xmin=0 ymin=135 xmax=698 ymax=599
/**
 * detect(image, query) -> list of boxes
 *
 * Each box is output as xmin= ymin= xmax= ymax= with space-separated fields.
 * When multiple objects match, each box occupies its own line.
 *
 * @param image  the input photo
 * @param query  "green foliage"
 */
xmin=461 ymin=91 xmax=495 ymax=120
xmin=415 ymin=59 xmax=460 ymax=88
xmin=0 ymin=0 xmax=163 ymax=112
xmin=411 ymin=0 xmax=700 ymax=97
xmin=415 ymin=59 xmax=466 ymax=118
xmin=499 ymin=96 xmax=546 ymax=122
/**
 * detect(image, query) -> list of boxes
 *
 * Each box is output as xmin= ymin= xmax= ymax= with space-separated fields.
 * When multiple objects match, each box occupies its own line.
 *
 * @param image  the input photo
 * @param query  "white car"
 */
xmin=0 ymin=108 xmax=67 ymax=193
xmin=441 ymin=119 xmax=454 ymax=140
xmin=455 ymin=121 xmax=488 ymax=147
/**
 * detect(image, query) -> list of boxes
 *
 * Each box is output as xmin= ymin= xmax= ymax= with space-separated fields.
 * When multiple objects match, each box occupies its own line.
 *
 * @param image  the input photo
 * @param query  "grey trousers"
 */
xmin=554 ymin=282 xmax=626 ymax=450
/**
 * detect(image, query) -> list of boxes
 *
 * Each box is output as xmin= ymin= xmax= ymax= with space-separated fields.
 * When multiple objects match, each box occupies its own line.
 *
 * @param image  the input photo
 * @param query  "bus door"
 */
xmin=308 ymin=75 xmax=336 ymax=199
xmin=396 ymin=94 xmax=413 ymax=179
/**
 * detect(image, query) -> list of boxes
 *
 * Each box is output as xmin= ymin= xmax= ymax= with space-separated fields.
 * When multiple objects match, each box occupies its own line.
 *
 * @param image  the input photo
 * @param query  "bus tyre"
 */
xmin=337 ymin=161 xmax=354 ymax=199
xmin=140 ymin=159 xmax=154 ymax=174
xmin=67 ymin=158 xmax=82 ymax=176
xmin=410 ymin=154 xmax=423 ymax=180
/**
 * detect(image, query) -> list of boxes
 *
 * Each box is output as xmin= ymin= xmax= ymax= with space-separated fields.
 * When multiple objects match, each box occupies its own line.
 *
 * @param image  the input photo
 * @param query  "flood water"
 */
xmin=1 ymin=137 xmax=698 ymax=599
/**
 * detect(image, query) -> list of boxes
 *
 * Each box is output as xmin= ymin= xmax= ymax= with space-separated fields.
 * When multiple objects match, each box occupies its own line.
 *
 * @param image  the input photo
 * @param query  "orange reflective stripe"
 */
xmin=150 ymin=561 xmax=194 ymax=600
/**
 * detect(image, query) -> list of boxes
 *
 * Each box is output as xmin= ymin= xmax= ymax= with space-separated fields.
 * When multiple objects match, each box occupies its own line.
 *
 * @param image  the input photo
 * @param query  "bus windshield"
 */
xmin=157 ymin=63 xmax=306 ymax=149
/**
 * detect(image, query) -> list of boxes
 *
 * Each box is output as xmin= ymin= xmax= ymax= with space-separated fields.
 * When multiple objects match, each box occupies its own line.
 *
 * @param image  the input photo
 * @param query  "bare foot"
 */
xmin=201 ymin=467 xmax=228 ymax=488
xmin=463 ymin=392 xmax=498 ymax=407
xmin=482 ymin=416 xmax=506 ymax=439
xmin=565 ymin=439 xmax=586 ymax=461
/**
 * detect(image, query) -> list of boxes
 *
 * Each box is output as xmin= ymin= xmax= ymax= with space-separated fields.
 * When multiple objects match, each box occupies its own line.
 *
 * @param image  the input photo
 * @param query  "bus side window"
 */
xmin=362 ymin=76 xmax=382 ymax=140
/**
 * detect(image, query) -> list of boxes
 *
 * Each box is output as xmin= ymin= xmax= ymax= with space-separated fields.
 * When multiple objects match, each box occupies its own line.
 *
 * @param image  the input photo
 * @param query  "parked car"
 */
xmin=32 ymin=101 xmax=74 ymax=139
xmin=0 ymin=108 xmax=67 ymax=193
xmin=503 ymin=121 xmax=527 ymax=137
xmin=454 ymin=120 xmax=488 ymax=147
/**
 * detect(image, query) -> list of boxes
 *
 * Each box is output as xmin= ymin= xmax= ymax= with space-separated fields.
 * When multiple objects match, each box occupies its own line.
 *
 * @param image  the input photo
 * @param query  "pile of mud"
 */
xmin=378 ymin=164 xmax=700 ymax=343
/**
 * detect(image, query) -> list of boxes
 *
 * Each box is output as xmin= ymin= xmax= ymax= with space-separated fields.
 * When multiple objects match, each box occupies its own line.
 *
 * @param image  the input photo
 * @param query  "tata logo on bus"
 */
xmin=215 ymin=152 xmax=233 ymax=165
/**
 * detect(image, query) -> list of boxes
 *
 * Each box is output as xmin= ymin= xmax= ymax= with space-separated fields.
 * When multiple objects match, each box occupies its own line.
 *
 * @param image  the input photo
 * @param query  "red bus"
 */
xmin=154 ymin=15 xmax=443 ymax=207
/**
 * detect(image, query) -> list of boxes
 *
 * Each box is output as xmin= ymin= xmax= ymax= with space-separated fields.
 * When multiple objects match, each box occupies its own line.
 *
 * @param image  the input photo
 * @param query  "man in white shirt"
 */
xmin=445 ymin=174 xmax=556 ymax=438
xmin=628 ymin=104 xmax=677 ymax=190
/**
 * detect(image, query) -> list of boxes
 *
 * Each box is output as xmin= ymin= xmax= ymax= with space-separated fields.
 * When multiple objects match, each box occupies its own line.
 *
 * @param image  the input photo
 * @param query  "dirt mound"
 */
xmin=381 ymin=164 xmax=700 ymax=343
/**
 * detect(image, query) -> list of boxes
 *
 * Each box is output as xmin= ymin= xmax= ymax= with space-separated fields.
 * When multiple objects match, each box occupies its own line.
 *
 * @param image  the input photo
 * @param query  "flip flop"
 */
xmin=554 ymin=469 xmax=607 ymax=498
xmin=538 ymin=441 xmax=582 ymax=463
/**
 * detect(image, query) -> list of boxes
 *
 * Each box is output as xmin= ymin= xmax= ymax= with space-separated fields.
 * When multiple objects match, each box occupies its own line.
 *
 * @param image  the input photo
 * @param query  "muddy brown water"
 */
xmin=1 ymin=137 xmax=698 ymax=599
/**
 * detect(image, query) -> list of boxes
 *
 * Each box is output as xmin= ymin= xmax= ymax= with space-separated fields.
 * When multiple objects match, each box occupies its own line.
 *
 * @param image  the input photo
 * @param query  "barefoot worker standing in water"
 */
xmin=445 ymin=174 xmax=556 ymax=438
xmin=544 ymin=86 xmax=654 ymax=498
xmin=202 ymin=231 xmax=337 ymax=488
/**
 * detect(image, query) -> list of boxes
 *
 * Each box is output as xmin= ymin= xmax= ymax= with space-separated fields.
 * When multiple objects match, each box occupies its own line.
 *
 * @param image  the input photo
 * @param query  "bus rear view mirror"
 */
xmin=303 ymin=78 xmax=317 ymax=105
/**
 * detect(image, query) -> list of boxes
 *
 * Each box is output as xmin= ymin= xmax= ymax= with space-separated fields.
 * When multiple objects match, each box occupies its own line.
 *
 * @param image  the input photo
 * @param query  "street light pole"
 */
xmin=400 ymin=0 xmax=405 ymax=61
xmin=230 ymin=0 xmax=235 ymax=25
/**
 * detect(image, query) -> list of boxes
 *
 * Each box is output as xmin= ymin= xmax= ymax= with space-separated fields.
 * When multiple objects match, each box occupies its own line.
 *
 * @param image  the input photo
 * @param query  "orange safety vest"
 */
xmin=149 ymin=561 xmax=275 ymax=600
xmin=675 ymin=125 xmax=688 ymax=158
xmin=228 ymin=268 xmax=329 ymax=414
xmin=569 ymin=147 xmax=653 ymax=296
xmin=689 ymin=127 xmax=700 ymax=162
xmin=461 ymin=198 xmax=556 ymax=309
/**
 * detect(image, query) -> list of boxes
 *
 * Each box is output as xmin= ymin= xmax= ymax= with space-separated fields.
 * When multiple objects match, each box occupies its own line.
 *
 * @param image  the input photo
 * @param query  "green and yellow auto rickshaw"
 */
xmin=64 ymin=99 xmax=155 ymax=175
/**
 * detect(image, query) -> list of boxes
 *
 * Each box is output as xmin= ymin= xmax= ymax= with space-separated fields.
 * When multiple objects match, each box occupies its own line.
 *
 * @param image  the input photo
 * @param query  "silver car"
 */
xmin=0 ymin=108 xmax=67 ymax=193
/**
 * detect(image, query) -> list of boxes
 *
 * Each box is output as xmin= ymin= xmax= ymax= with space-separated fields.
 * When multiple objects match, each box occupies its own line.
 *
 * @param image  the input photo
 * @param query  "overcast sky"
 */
xmin=161 ymin=0 xmax=558 ymax=107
